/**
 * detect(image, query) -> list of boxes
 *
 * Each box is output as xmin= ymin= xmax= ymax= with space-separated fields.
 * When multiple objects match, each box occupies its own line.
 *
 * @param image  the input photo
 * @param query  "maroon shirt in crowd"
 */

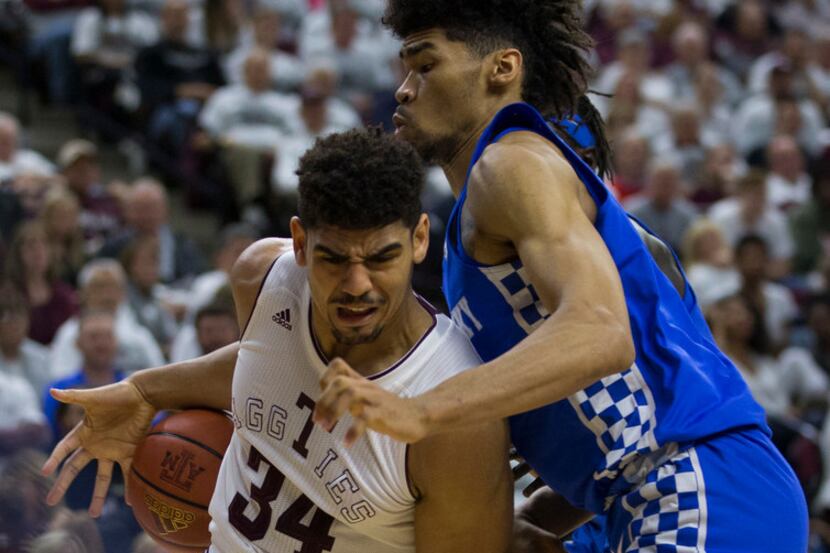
xmin=28 ymin=281 xmax=79 ymax=345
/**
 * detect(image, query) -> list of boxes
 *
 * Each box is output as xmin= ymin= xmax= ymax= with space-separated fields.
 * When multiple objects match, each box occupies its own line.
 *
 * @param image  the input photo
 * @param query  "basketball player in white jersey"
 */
xmin=41 ymin=129 xmax=539 ymax=552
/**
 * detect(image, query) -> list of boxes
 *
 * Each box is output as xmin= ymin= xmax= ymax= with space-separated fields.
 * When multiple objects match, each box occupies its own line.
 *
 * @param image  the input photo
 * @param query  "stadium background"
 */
xmin=0 ymin=0 xmax=829 ymax=551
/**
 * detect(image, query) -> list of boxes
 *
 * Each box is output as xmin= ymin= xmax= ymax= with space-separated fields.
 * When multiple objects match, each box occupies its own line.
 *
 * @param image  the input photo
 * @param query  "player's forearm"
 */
xmin=518 ymin=487 xmax=594 ymax=538
xmin=419 ymin=309 xmax=634 ymax=434
xmin=129 ymin=342 xmax=239 ymax=412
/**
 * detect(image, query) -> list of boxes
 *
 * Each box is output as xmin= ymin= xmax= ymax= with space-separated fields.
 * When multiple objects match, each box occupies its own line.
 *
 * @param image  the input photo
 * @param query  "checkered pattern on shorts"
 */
xmin=570 ymin=366 xmax=659 ymax=482
xmin=617 ymin=449 xmax=705 ymax=553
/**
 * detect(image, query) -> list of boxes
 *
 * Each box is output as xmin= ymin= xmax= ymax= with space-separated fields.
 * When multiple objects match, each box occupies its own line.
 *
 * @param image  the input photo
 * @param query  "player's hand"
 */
xmin=509 ymin=516 xmax=567 ymax=553
xmin=41 ymin=380 xmax=157 ymax=518
xmin=313 ymin=358 xmax=429 ymax=446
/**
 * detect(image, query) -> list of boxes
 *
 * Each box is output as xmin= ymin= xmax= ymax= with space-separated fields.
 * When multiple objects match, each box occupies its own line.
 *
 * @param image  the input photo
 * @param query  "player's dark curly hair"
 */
xmin=383 ymin=0 xmax=594 ymax=119
xmin=297 ymin=127 xmax=425 ymax=230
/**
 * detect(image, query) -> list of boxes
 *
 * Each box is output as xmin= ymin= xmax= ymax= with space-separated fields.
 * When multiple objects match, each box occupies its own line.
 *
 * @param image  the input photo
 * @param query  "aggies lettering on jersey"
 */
xmin=208 ymin=253 xmax=483 ymax=553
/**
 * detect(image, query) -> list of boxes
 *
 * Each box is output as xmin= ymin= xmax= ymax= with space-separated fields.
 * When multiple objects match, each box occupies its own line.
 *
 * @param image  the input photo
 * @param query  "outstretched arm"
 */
xmin=42 ymin=238 xmax=292 ymax=516
xmin=314 ymin=137 xmax=634 ymax=443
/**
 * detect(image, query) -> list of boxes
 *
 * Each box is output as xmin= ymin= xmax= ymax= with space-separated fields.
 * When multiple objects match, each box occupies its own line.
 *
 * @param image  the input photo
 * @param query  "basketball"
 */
xmin=126 ymin=409 xmax=234 ymax=552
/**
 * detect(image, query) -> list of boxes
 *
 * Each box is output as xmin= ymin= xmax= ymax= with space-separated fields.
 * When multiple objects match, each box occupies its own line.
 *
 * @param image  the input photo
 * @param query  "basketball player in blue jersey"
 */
xmin=312 ymin=1 xmax=809 ymax=551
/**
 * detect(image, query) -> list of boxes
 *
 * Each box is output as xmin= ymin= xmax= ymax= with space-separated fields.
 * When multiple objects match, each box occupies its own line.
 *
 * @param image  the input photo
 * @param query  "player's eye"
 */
xmin=420 ymin=64 xmax=434 ymax=74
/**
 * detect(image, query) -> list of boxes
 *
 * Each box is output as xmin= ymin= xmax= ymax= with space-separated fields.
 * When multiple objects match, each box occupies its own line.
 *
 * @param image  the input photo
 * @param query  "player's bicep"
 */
xmin=411 ymin=420 xmax=512 ymax=553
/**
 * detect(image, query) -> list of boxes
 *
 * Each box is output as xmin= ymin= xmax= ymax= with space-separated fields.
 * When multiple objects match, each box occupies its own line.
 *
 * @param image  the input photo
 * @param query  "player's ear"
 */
xmin=412 ymin=213 xmax=429 ymax=264
xmin=290 ymin=217 xmax=308 ymax=266
xmin=489 ymin=48 xmax=523 ymax=90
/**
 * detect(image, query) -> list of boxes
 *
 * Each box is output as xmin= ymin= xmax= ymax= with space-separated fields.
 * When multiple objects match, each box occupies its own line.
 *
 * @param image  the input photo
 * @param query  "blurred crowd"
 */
xmin=0 ymin=0 xmax=829 ymax=551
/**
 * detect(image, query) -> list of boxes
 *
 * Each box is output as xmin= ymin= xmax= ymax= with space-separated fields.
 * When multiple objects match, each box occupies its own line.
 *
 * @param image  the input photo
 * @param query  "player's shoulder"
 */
xmin=230 ymin=238 xmax=293 ymax=295
xmin=413 ymin=314 xmax=482 ymax=382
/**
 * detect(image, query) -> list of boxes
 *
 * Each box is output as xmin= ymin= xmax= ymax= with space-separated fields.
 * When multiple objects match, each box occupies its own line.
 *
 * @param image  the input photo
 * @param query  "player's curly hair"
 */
xmin=297 ymin=127 xmax=425 ymax=230
xmin=383 ymin=0 xmax=594 ymax=119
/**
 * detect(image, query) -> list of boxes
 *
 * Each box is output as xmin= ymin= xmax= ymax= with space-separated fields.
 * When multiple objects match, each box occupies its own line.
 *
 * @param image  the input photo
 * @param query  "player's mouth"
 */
xmin=336 ymin=306 xmax=380 ymax=326
xmin=392 ymin=111 xmax=410 ymax=135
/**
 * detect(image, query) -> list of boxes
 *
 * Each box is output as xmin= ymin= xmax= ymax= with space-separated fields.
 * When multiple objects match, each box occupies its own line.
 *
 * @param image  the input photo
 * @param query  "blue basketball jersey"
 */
xmin=442 ymin=102 xmax=768 ymax=513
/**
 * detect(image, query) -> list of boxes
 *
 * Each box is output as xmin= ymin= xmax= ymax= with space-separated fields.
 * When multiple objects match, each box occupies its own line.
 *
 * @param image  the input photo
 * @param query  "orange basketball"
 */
xmin=127 ymin=409 xmax=234 ymax=552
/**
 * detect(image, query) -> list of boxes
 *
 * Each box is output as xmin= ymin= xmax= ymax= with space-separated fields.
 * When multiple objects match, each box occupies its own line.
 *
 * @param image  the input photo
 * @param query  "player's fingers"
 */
xmin=344 ymin=417 xmax=367 ymax=448
xmin=314 ymin=377 xmax=359 ymax=430
xmin=42 ymin=424 xmax=82 ymax=476
xmin=120 ymin=458 xmax=134 ymax=507
xmin=522 ymin=477 xmax=547 ymax=498
xmin=89 ymin=459 xmax=114 ymax=518
xmin=46 ymin=448 xmax=93 ymax=505
xmin=50 ymin=387 xmax=96 ymax=406
xmin=319 ymin=357 xmax=353 ymax=390
xmin=512 ymin=461 xmax=533 ymax=481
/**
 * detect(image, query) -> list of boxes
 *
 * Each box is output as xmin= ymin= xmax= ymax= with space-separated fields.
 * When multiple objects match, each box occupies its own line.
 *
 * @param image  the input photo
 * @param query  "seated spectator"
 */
xmin=594 ymin=29 xmax=671 ymax=106
xmin=223 ymin=3 xmax=305 ymax=91
xmin=790 ymin=156 xmax=830 ymax=275
xmin=135 ymin=0 xmax=226 ymax=156
xmin=57 ymin=139 xmax=123 ymax=255
xmin=709 ymin=170 xmax=794 ymax=278
xmin=624 ymin=159 xmax=698 ymax=252
xmin=734 ymin=59 xmax=826 ymax=159
xmin=121 ymin=236 xmax=178 ymax=352
xmin=0 ymin=287 xmax=51 ymax=399
xmin=682 ymin=218 xmax=740 ymax=309
xmin=609 ymin=126 xmax=651 ymax=199
xmin=170 ymin=285 xmax=236 ymax=361
xmin=710 ymin=293 xmax=828 ymax=420
xmin=765 ymin=134 xmax=812 ymax=212
xmin=600 ymin=70 xmax=670 ymax=142
xmin=71 ymin=0 xmax=158 ymax=132
xmin=653 ymin=104 xmax=708 ymax=184
xmin=4 ymin=221 xmax=79 ymax=345
xmin=40 ymin=188 xmax=86 ymax=286
xmin=689 ymin=143 xmax=746 ymax=209
xmin=198 ymin=48 xmax=299 ymax=151
xmin=0 ymin=369 xmax=50 ymax=460
xmin=201 ymin=0 xmax=244 ymax=53
xmin=664 ymin=20 xmax=743 ymax=107
xmin=0 ymin=112 xmax=55 ymax=182
xmin=44 ymin=310 xmax=125 ymax=439
xmin=271 ymin=64 xmax=361 ymax=194
xmin=713 ymin=0 xmax=780 ymax=82
xmin=805 ymin=295 xmax=830 ymax=375
xmin=49 ymin=259 xmax=164 ymax=379
xmin=99 ymin=178 xmax=205 ymax=283
xmin=735 ymin=235 xmax=799 ymax=350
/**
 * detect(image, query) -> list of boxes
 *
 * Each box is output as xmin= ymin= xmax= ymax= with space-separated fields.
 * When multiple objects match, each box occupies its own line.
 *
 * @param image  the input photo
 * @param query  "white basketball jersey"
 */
xmin=208 ymin=253 xmax=482 ymax=553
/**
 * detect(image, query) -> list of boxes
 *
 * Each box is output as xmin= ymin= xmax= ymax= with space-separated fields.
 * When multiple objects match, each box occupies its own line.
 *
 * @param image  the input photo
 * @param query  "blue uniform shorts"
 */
xmin=566 ymin=428 xmax=807 ymax=553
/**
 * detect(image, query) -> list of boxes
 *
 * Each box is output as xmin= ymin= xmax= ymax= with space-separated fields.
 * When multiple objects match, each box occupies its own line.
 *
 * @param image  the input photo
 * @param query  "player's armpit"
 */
xmin=409 ymin=418 xmax=512 ymax=553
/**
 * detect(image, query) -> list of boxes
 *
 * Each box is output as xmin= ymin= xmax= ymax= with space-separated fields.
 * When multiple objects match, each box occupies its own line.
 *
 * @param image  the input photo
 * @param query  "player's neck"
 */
xmin=313 ymin=293 xmax=434 ymax=378
xmin=442 ymin=105 xmax=512 ymax=197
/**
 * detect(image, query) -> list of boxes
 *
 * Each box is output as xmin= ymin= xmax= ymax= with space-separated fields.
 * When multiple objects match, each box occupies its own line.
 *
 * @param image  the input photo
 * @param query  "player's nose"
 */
xmin=395 ymin=74 xmax=415 ymax=105
xmin=340 ymin=263 xmax=373 ymax=298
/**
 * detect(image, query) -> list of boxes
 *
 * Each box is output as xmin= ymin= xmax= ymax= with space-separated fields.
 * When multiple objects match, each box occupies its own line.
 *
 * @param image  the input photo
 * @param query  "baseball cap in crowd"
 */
xmin=57 ymin=139 xmax=98 ymax=170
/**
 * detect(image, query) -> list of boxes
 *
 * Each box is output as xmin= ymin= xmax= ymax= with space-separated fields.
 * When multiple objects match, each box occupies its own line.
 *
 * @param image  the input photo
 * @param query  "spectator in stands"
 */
xmin=202 ymin=0 xmax=244 ymax=53
xmin=223 ymin=2 xmax=305 ymax=91
xmin=734 ymin=59 xmax=826 ymax=159
xmin=135 ymin=0 xmax=226 ymax=156
xmin=0 ymin=450 xmax=62 ymax=551
xmin=49 ymin=259 xmax=164 ymax=379
xmin=765 ymin=134 xmax=812 ymax=212
xmin=0 ymin=288 xmax=51 ymax=400
xmin=602 ymin=70 xmax=670 ymax=146
xmin=625 ymin=159 xmax=698 ymax=252
xmin=40 ymin=188 xmax=85 ymax=286
xmin=99 ymin=178 xmax=205 ymax=283
xmin=654 ymin=104 xmax=708 ymax=184
xmin=790 ymin=156 xmax=830 ymax=275
xmin=609 ymin=127 xmax=651 ymax=199
xmin=711 ymin=292 xmax=827 ymax=417
xmin=709 ymin=170 xmax=794 ymax=278
xmin=121 ymin=235 xmax=178 ymax=353
xmin=0 ymin=112 xmax=55 ymax=182
xmin=194 ymin=299 xmax=238 ymax=355
xmin=735 ymin=235 xmax=799 ymax=350
xmin=0 ymin=366 xmax=50 ymax=459
xmin=805 ymin=295 xmax=830 ymax=375
xmin=713 ymin=0 xmax=780 ymax=81
xmin=4 ymin=221 xmax=79 ymax=345
xmin=682 ymin=218 xmax=740 ymax=309
xmin=690 ymin=143 xmax=745 ymax=209
xmin=43 ymin=310 xmax=124 ymax=440
xmin=57 ymin=139 xmax=123 ymax=254
xmin=665 ymin=21 xmax=743 ymax=107
xmin=594 ymin=29 xmax=671 ymax=107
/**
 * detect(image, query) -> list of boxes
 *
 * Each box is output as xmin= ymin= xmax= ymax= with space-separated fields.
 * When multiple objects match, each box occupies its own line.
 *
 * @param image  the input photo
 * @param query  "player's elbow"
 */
xmin=600 ymin=318 xmax=636 ymax=375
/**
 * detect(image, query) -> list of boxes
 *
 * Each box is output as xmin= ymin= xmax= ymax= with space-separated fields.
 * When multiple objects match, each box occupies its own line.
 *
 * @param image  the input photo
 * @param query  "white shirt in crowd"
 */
xmin=0 ymin=339 xmax=51 ymax=403
xmin=0 ymin=372 xmax=46 ymax=431
xmin=707 ymin=197 xmax=795 ymax=261
xmin=0 ymin=150 xmax=55 ymax=182
xmin=71 ymin=8 xmax=159 ymax=58
xmin=766 ymin=172 xmax=813 ymax=212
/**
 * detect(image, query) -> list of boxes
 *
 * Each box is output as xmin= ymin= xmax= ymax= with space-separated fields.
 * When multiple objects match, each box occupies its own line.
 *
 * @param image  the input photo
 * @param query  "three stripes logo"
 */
xmin=272 ymin=308 xmax=292 ymax=330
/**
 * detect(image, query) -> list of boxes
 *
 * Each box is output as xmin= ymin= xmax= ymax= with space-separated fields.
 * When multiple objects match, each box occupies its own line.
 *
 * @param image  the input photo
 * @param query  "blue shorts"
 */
xmin=567 ymin=428 xmax=807 ymax=553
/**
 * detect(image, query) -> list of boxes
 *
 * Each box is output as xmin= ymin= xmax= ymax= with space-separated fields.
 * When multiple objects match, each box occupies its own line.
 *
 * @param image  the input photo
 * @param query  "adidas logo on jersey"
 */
xmin=272 ymin=308 xmax=292 ymax=330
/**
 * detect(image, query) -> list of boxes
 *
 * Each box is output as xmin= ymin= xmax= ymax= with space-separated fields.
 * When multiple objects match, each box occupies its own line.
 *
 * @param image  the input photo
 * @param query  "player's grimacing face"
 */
xmin=294 ymin=218 xmax=428 ymax=346
xmin=394 ymin=30 xmax=487 ymax=164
